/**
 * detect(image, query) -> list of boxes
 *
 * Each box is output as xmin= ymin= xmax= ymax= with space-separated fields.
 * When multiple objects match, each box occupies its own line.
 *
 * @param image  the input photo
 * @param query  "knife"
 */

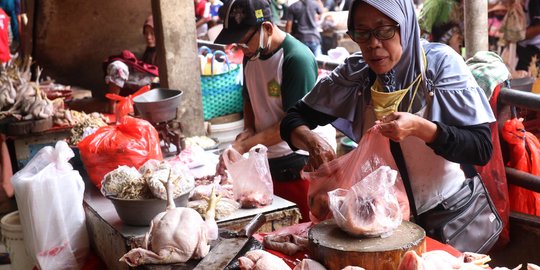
xmin=193 ymin=213 xmax=267 ymax=270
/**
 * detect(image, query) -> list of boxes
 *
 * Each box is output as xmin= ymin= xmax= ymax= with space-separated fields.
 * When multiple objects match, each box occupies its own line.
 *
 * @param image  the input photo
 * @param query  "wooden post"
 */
xmin=151 ymin=0 xmax=205 ymax=136
xmin=463 ymin=0 xmax=489 ymax=59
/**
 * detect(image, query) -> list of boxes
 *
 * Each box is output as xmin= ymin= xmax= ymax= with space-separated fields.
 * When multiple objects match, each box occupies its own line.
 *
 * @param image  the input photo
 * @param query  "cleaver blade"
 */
xmin=193 ymin=213 xmax=266 ymax=270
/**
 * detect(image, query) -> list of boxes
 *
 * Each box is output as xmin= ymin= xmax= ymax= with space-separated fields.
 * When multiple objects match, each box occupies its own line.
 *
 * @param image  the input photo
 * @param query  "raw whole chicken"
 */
xmin=397 ymin=250 xmax=517 ymax=270
xmin=238 ymin=250 xmax=292 ymax=270
xmin=119 ymin=172 xmax=220 ymax=266
xmin=293 ymin=259 xmax=326 ymax=270
xmin=328 ymin=166 xmax=402 ymax=237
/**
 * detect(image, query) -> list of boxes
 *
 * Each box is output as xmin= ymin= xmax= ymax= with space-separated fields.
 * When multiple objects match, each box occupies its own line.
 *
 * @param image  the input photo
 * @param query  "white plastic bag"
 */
xmin=12 ymin=141 xmax=89 ymax=270
xmin=328 ymin=166 xmax=403 ymax=237
xmin=223 ymin=144 xmax=273 ymax=208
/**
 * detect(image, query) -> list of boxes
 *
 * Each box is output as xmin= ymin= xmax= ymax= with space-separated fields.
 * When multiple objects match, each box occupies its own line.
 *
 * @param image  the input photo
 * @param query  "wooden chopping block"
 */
xmin=308 ymin=219 xmax=425 ymax=270
xmin=7 ymin=117 xmax=53 ymax=136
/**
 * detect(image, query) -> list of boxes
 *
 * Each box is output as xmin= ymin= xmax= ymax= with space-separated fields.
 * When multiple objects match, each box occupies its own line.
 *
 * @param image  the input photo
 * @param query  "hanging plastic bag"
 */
xmin=78 ymin=86 xmax=162 ymax=189
xmin=500 ymin=0 xmax=526 ymax=43
xmin=223 ymin=144 xmax=273 ymax=208
xmin=302 ymin=128 xmax=409 ymax=223
xmin=501 ymin=117 xmax=540 ymax=216
xmin=11 ymin=141 xmax=89 ymax=270
xmin=328 ymin=166 xmax=402 ymax=237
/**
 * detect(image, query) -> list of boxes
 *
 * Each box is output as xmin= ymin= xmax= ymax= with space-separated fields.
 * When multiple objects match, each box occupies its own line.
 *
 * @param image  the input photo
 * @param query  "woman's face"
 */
xmin=143 ymin=26 xmax=156 ymax=48
xmin=352 ymin=2 xmax=403 ymax=74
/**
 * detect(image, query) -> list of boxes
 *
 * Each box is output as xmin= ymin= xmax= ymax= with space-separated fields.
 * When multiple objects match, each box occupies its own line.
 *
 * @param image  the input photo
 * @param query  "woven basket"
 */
xmin=199 ymin=47 xmax=243 ymax=120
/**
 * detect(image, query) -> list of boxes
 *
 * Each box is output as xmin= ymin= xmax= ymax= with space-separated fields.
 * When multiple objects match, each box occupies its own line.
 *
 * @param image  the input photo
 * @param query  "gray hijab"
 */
xmin=348 ymin=0 xmax=425 ymax=90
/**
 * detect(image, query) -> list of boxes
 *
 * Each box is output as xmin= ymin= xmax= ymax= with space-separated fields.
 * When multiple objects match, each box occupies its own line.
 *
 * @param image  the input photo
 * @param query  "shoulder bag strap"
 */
xmin=389 ymin=141 xmax=419 ymax=220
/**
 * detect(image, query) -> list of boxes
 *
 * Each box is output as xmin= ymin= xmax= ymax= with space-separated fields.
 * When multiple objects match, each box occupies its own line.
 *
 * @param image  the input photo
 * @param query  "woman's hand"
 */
xmin=375 ymin=112 xmax=438 ymax=143
xmin=304 ymin=132 xmax=336 ymax=171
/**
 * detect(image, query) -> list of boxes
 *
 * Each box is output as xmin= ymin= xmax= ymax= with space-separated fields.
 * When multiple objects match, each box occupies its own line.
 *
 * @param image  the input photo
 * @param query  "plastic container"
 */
xmin=1 ymin=211 xmax=36 ymax=270
xmin=210 ymin=118 xmax=244 ymax=149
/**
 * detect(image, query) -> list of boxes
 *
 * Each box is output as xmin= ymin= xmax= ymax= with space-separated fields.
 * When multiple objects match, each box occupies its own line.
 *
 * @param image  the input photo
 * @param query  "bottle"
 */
xmin=203 ymin=53 xmax=213 ymax=76
xmin=198 ymin=55 xmax=206 ymax=74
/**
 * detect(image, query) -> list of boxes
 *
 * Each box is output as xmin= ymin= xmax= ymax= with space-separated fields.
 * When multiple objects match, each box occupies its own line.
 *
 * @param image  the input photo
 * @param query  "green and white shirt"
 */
xmin=244 ymin=34 xmax=335 ymax=158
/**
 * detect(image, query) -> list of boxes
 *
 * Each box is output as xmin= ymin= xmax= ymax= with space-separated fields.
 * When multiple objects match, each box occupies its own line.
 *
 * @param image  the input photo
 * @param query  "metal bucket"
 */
xmin=133 ymin=88 xmax=183 ymax=123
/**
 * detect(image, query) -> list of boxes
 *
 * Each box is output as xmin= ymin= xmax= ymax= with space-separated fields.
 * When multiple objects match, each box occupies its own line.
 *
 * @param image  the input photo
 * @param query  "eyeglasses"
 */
xmin=347 ymin=24 xmax=400 ymax=43
xmin=234 ymin=28 xmax=259 ymax=49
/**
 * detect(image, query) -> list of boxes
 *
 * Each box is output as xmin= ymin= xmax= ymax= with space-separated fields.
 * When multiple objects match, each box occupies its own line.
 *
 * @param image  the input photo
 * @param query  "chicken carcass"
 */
xmin=238 ymin=250 xmax=292 ymax=270
xmin=293 ymin=259 xmax=326 ymax=270
xmin=397 ymin=250 xmax=493 ymax=270
xmin=119 ymin=171 xmax=220 ymax=266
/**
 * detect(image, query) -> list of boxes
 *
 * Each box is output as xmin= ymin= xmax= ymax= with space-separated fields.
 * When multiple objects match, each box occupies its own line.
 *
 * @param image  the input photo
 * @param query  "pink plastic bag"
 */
xmin=223 ymin=144 xmax=273 ymax=208
xmin=302 ymin=128 xmax=410 ymax=223
xmin=328 ymin=166 xmax=403 ymax=237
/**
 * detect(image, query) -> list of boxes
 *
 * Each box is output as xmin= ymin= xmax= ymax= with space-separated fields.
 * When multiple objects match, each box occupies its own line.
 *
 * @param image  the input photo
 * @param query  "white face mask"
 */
xmin=248 ymin=25 xmax=272 ymax=61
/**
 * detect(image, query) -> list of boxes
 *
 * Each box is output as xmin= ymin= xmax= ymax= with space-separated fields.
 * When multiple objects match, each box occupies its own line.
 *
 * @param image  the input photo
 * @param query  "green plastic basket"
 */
xmin=199 ymin=48 xmax=243 ymax=120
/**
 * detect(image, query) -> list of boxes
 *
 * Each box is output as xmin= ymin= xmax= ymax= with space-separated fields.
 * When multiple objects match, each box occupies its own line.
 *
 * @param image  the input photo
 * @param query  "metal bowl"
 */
xmin=107 ymin=189 xmax=191 ymax=226
xmin=133 ymin=88 xmax=183 ymax=123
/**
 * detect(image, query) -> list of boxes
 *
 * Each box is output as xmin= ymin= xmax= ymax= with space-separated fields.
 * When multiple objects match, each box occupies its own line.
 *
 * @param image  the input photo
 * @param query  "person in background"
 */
xmin=269 ymin=0 xmax=286 ymax=24
xmin=0 ymin=8 xmax=10 ymax=63
xmin=280 ymin=0 xmax=494 ymax=238
xmin=324 ymin=0 xmax=351 ymax=11
xmin=487 ymin=2 xmax=507 ymax=52
xmin=0 ymin=0 xmax=19 ymax=52
xmin=214 ymin=0 xmax=336 ymax=222
xmin=430 ymin=21 xmax=463 ymax=55
xmin=207 ymin=0 xmax=223 ymax=28
xmin=142 ymin=15 xmax=157 ymax=66
xmin=195 ymin=0 xmax=211 ymax=40
xmin=285 ymin=0 xmax=324 ymax=56
xmin=516 ymin=0 xmax=540 ymax=72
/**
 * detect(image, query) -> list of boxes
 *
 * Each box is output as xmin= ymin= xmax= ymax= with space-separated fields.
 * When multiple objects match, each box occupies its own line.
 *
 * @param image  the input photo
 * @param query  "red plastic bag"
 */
xmin=302 ymin=128 xmax=410 ymax=223
xmin=501 ymin=117 xmax=540 ymax=216
xmin=78 ymin=86 xmax=162 ymax=189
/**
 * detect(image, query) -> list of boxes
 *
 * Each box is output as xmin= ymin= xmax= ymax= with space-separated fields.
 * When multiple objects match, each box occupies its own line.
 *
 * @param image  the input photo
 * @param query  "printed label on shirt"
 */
xmin=267 ymin=79 xmax=281 ymax=97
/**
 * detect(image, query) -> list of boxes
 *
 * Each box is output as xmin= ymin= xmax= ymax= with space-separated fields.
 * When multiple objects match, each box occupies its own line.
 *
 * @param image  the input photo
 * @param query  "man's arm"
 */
xmin=285 ymin=20 xmax=293 ymax=33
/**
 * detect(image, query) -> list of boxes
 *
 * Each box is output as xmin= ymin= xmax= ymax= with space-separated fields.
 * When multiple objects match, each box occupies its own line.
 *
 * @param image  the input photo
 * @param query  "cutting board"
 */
xmin=308 ymin=220 xmax=425 ymax=270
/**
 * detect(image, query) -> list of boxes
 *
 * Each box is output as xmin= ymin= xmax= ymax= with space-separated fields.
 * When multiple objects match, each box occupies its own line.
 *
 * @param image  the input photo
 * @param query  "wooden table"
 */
xmin=82 ymin=177 xmax=300 ymax=270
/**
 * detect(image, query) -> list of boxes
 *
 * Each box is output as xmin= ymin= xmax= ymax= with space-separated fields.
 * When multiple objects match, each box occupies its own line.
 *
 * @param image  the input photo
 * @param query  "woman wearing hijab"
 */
xmin=280 ymin=0 xmax=495 ymax=243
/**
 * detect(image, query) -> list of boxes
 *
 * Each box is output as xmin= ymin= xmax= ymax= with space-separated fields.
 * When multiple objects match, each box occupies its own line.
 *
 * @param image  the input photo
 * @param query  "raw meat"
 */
xmin=397 ymin=250 xmax=495 ymax=270
xmin=119 ymin=172 xmax=219 ymax=266
xmin=293 ymin=259 xmax=326 ymax=270
xmin=263 ymin=234 xmax=308 ymax=256
xmin=329 ymin=166 xmax=402 ymax=237
xmin=238 ymin=250 xmax=292 ymax=270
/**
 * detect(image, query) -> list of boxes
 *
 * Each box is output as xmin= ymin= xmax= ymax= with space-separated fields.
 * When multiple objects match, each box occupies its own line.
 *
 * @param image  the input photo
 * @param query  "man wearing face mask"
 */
xmin=214 ymin=0 xmax=336 ymax=222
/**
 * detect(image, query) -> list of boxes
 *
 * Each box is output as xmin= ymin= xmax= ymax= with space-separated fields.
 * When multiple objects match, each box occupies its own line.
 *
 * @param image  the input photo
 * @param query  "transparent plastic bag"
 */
xmin=328 ymin=166 xmax=402 ymax=237
xmin=223 ymin=144 xmax=273 ymax=208
xmin=302 ymin=128 xmax=410 ymax=223
xmin=11 ymin=141 xmax=89 ymax=270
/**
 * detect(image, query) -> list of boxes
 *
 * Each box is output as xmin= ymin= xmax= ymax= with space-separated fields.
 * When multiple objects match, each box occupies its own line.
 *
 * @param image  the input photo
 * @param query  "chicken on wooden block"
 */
xmin=119 ymin=171 xmax=220 ymax=267
xmin=328 ymin=166 xmax=402 ymax=237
